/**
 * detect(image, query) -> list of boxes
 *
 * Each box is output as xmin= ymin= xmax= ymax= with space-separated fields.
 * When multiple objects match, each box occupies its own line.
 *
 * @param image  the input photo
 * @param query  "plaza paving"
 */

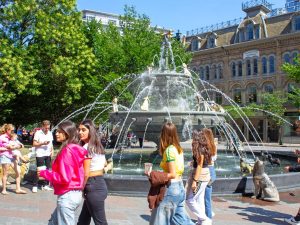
xmin=0 ymin=183 xmax=300 ymax=225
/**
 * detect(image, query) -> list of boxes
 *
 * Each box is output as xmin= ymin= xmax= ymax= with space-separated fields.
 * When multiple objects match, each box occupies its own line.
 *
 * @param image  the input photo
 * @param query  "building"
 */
xmin=185 ymin=0 xmax=300 ymax=143
xmin=81 ymin=9 xmax=170 ymax=34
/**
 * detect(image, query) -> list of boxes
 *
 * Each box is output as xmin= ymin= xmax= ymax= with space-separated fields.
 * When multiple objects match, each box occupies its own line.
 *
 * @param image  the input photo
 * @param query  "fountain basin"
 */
xmin=110 ymin=111 xmax=226 ymax=143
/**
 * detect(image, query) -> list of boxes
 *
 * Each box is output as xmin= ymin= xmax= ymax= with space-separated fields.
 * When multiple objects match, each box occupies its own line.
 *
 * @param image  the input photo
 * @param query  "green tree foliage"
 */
xmin=261 ymin=91 xmax=288 ymax=144
xmin=0 ymin=0 xmax=97 ymax=124
xmin=282 ymin=56 xmax=300 ymax=108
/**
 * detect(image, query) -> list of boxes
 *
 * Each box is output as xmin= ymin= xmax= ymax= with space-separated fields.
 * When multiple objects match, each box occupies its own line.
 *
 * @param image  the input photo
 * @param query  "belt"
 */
xmin=89 ymin=170 xmax=104 ymax=177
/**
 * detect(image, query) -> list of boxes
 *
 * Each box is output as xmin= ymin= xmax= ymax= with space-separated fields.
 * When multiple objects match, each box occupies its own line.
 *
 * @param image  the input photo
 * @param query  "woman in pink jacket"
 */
xmin=39 ymin=120 xmax=88 ymax=225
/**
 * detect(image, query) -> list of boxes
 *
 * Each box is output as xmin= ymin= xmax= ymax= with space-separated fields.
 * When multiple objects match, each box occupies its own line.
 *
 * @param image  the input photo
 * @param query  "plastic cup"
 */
xmin=37 ymin=166 xmax=46 ymax=180
xmin=144 ymin=163 xmax=153 ymax=174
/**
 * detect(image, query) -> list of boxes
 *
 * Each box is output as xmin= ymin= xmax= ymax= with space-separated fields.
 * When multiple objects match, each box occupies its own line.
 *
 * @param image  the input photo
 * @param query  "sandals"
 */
xmin=1 ymin=191 xmax=9 ymax=195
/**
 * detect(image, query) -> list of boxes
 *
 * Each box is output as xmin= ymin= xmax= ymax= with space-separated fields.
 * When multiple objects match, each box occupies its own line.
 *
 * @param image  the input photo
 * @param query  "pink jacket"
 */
xmin=0 ymin=133 xmax=13 ymax=158
xmin=40 ymin=143 xmax=88 ymax=195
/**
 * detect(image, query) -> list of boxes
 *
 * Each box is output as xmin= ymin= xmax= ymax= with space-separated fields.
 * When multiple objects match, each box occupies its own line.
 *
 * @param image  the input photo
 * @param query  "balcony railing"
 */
xmin=242 ymin=0 xmax=272 ymax=11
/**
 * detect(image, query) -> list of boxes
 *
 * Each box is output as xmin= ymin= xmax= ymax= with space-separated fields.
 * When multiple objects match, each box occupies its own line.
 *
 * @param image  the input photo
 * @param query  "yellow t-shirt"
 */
xmin=160 ymin=145 xmax=184 ymax=176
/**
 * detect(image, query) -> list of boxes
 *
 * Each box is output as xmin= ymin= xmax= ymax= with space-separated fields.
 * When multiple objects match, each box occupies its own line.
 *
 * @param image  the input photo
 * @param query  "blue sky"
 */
xmin=76 ymin=0 xmax=286 ymax=34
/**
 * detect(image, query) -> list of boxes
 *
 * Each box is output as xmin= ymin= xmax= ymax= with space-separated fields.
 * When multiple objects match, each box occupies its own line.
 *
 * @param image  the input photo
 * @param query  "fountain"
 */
xmin=50 ymin=34 xmax=300 ymax=196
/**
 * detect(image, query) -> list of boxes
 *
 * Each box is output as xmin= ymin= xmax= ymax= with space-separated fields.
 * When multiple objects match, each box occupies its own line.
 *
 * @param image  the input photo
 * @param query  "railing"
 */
xmin=269 ymin=7 xmax=287 ymax=17
xmin=186 ymin=17 xmax=243 ymax=37
xmin=242 ymin=0 xmax=272 ymax=11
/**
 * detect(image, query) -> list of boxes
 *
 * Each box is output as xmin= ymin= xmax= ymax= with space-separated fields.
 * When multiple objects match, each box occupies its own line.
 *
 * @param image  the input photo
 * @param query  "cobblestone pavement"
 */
xmin=1 ymin=184 xmax=300 ymax=225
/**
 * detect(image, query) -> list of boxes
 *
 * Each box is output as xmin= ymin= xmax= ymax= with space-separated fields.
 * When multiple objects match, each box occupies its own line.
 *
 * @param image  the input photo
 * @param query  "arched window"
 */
xmin=246 ymin=59 xmax=251 ymax=76
xmin=264 ymin=84 xmax=274 ymax=93
xmin=212 ymin=65 xmax=217 ymax=79
xmin=205 ymin=66 xmax=210 ymax=80
xmin=246 ymin=23 xmax=254 ymax=40
xmin=255 ymin=26 xmax=260 ymax=39
xmin=292 ymin=51 xmax=299 ymax=65
xmin=269 ymin=55 xmax=275 ymax=73
xmin=248 ymin=86 xmax=257 ymax=103
xmin=207 ymin=33 xmax=217 ymax=48
xmin=231 ymin=62 xmax=236 ymax=77
xmin=199 ymin=67 xmax=205 ymax=80
xmin=238 ymin=61 xmax=243 ymax=76
xmin=233 ymin=88 xmax=242 ymax=104
xmin=218 ymin=64 xmax=223 ymax=79
xmin=253 ymin=58 xmax=258 ymax=75
xmin=283 ymin=53 xmax=291 ymax=64
xmin=262 ymin=57 xmax=267 ymax=75
xmin=215 ymin=92 xmax=223 ymax=104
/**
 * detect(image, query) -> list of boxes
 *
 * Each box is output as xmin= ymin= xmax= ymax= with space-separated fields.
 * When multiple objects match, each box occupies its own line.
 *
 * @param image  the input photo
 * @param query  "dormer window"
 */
xmin=206 ymin=32 xmax=217 ymax=49
xmin=292 ymin=15 xmax=300 ymax=32
xmin=191 ymin=37 xmax=201 ymax=51
xmin=246 ymin=23 xmax=254 ymax=40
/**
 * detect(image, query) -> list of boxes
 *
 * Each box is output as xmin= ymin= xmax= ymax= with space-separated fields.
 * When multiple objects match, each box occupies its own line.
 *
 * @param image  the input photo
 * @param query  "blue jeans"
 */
xmin=150 ymin=180 xmax=194 ymax=225
xmin=48 ymin=190 xmax=83 ymax=225
xmin=205 ymin=165 xmax=216 ymax=219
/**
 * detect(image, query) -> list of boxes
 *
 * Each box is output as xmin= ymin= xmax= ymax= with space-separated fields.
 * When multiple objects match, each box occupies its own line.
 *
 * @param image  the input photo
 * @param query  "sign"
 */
xmin=243 ymin=50 xmax=259 ymax=59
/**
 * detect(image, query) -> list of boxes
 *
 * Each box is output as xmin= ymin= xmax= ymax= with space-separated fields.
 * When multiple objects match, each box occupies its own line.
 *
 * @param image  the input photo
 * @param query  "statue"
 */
xmin=112 ymin=97 xmax=118 ymax=113
xmin=141 ymin=96 xmax=150 ymax=111
xmin=182 ymin=63 xmax=191 ymax=76
xmin=252 ymin=158 xmax=280 ymax=202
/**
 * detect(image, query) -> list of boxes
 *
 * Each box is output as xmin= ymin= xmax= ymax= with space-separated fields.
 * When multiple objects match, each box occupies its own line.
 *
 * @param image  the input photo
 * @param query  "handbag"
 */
xmin=198 ymin=167 xmax=210 ymax=182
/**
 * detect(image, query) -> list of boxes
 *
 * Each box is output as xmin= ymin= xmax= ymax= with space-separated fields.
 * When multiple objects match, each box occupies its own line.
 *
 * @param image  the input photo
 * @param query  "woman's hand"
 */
xmin=191 ymin=180 xmax=197 ymax=191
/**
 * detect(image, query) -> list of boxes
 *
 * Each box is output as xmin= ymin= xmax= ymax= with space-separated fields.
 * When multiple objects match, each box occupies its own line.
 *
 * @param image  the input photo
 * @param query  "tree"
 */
xmin=282 ymin=56 xmax=300 ymax=109
xmin=261 ymin=91 xmax=288 ymax=145
xmin=0 ymin=0 xmax=97 ymax=124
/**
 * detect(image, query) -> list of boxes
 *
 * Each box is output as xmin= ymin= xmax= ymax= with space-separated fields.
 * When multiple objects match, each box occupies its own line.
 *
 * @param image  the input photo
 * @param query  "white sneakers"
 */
xmin=32 ymin=186 xmax=38 ymax=193
xmin=42 ymin=185 xmax=53 ymax=191
xmin=285 ymin=217 xmax=300 ymax=225
xmin=32 ymin=185 xmax=53 ymax=193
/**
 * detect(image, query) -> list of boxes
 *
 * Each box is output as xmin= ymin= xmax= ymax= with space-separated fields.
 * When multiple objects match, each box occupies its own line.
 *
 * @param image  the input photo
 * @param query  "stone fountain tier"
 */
xmin=110 ymin=110 xmax=226 ymax=144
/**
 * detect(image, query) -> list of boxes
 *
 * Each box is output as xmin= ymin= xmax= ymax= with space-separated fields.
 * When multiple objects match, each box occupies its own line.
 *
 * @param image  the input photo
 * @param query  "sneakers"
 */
xmin=285 ymin=217 xmax=300 ymax=225
xmin=42 ymin=185 xmax=53 ymax=191
xmin=32 ymin=186 xmax=38 ymax=193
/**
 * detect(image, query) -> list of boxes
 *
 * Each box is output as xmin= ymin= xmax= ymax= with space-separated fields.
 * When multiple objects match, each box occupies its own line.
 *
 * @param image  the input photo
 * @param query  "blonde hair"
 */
xmin=0 ymin=124 xmax=15 ymax=137
xmin=159 ymin=122 xmax=182 ymax=155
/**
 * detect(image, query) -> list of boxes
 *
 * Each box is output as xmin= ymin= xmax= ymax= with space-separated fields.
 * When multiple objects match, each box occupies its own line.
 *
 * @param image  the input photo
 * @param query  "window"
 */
xmin=248 ymin=86 xmax=257 ymax=103
xmin=253 ymin=58 xmax=258 ymax=75
xmin=283 ymin=53 xmax=291 ymax=64
xmin=205 ymin=66 xmax=210 ymax=80
xmin=199 ymin=67 xmax=205 ymax=80
xmin=262 ymin=57 xmax=267 ymax=74
xmin=293 ymin=16 xmax=300 ymax=31
xmin=246 ymin=59 xmax=251 ymax=76
xmin=264 ymin=84 xmax=274 ymax=93
xmin=108 ymin=19 xmax=117 ymax=25
xmin=238 ymin=61 xmax=243 ymax=76
xmin=191 ymin=39 xmax=199 ymax=51
xmin=215 ymin=92 xmax=223 ymax=104
xmin=233 ymin=88 xmax=242 ymax=104
xmin=269 ymin=55 xmax=275 ymax=73
xmin=212 ymin=65 xmax=217 ymax=79
xmin=218 ymin=65 xmax=223 ymax=79
xmin=255 ymin=26 xmax=260 ymax=39
xmin=246 ymin=23 xmax=254 ymax=40
xmin=207 ymin=33 xmax=217 ymax=48
xmin=239 ymin=31 xmax=245 ymax=42
xmin=292 ymin=52 xmax=299 ymax=65
xmin=231 ymin=62 xmax=236 ymax=77
xmin=86 ymin=16 xmax=96 ymax=21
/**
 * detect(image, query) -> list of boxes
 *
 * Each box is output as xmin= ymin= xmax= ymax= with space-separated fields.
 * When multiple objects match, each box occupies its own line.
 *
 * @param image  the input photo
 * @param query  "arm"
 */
xmin=285 ymin=165 xmax=300 ymax=172
xmin=192 ymin=155 xmax=204 ymax=191
xmin=33 ymin=139 xmax=49 ymax=147
xmin=82 ymin=158 xmax=91 ymax=188
xmin=166 ymin=161 xmax=176 ymax=180
xmin=39 ymin=148 xmax=74 ymax=184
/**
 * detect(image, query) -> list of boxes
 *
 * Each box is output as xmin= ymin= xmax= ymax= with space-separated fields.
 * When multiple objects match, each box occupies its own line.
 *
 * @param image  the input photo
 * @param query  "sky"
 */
xmin=76 ymin=0 xmax=286 ymax=35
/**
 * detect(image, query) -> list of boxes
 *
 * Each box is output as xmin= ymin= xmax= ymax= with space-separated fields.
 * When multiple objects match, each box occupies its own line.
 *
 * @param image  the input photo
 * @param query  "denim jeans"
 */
xmin=150 ymin=180 xmax=194 ymax=225
xmin=205 ymin=165 xmax=216 ymax=219
xmin=77 ymin=176 xmax=108 ymax=225
xmin=48 ymin=190 xmax=83 ymax=225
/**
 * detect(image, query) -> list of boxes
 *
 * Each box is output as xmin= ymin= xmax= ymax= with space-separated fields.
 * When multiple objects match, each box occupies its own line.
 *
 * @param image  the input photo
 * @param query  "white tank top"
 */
xmin=83 ymin=143 xmax=106 ymax=171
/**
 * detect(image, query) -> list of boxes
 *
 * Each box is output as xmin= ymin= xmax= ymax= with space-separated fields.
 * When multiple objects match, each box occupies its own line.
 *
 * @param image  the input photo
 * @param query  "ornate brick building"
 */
xmin=186 ymin=0 xmax=300 ymax=143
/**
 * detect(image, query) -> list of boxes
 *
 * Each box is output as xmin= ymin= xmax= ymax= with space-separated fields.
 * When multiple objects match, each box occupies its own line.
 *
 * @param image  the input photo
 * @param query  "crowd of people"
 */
xmin=2 ymin=119 xmax=300 ymax=225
